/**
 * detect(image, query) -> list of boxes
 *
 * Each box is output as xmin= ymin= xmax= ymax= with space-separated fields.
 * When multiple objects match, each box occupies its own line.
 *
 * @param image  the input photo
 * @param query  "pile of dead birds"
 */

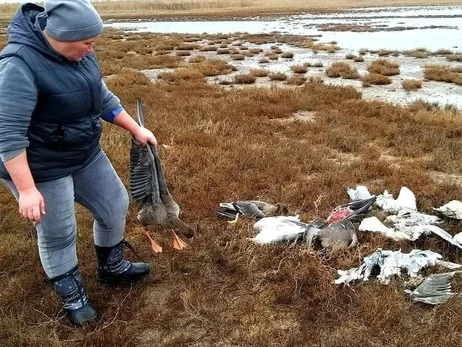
xmin=129 ymin=99 xmax=462 ymax=307
xmin=217 ymin=185 xmax=462 ymax=306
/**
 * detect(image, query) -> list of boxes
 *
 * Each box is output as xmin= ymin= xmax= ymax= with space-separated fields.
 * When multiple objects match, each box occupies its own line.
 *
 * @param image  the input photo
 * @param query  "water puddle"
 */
xmin=106 ymin=5 xmax=462 ymax=109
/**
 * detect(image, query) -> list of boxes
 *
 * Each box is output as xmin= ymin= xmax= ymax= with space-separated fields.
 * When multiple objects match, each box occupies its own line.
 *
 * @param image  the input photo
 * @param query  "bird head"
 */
xmin=275 ymin=203 xmax=289 ymax=216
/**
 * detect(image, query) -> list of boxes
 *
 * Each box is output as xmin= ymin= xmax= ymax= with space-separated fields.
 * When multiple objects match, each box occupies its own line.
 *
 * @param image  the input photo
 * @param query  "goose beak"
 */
xmin=171 ymin=229 xmax=187 ymax=250
xmin=144 ymin=231 xmax=163 ymax=253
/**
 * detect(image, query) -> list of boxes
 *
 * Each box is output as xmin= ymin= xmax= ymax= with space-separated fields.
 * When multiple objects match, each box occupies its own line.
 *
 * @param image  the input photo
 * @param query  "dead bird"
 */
xmin=305 ymin=219 xmax=358 ymax=250
xmin=317 ymin=220 xmax=358 ymax=249
xmin=217 ymin=200 xmax=288 ymax=222
xmin=129 ymin=99 xmax=194 ymax=243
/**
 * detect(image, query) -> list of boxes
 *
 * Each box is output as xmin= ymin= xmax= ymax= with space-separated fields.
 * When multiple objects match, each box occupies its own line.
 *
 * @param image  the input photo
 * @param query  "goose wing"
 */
xmin=409 ymin=272 xmax=459 ymax=305
xmin=318 ymin=220 xmax=356 ymax=249
xmin=129 ymin=99 xmax=160 ymax=204
xmin=217 ymin=201 xmax=266 ymax=219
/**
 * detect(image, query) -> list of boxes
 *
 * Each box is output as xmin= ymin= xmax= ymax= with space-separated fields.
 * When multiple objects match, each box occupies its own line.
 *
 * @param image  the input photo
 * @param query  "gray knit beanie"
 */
xmin=44 ymin=0 xmax=103 ymax=42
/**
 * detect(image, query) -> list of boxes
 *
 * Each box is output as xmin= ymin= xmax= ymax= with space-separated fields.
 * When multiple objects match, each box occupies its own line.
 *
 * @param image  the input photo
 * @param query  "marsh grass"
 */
xmin=250 ymin=68 xmax=269 ymax=77
xmin=402 ymin=79 xmax=423 ymax=91
xmin=3 ymin=15 xmax=462 ymax=347
xmin=291 ymin=64 xmax=309 ymax=73
xmin=234 ymin=73 xmax=257 ymax=84
xmin=268 ymin=72 xmax=288 ymax=81
xmin=326 ymin=62 xmax=360 ymax=79
xmin=362 ymin=72 xmax=392 ymax=85
xmin=286 ymin=74 xmax=307 ymax=85
xmin=424 ymin=64 xmax=462 ymax=85
xmin=368 ymin=58 xmax=400 ymax=76
xmin=281 ymin=51 xmax=295 ymax=59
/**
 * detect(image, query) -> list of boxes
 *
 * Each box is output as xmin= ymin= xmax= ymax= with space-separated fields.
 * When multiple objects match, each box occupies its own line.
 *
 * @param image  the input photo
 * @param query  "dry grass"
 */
xmin=402 ymin=79 xmax=423 ymax=91
xmin=3 ymin=6 xmax=462 ymax=347
xmin=362 ymin=72 xmax=392 ymax=85
xmin=268 ymin=72 xmax=288 ymax=81
xmin=250 ymin=68 xmax=269 ymax=77
xmin=424 ymin=64 xmax=462 ymax=85
xmin=368 ymin=59 xmax=400 ymax=76
xmin=291 ymin=64 xmax=309 ymax=74
xmin=326 ymin=62 xmax=360 ymax=79
xmin=234 ymin=73 xmax=257 ymax=84
xmin=286 ymin=74 xmax=307 ymax=85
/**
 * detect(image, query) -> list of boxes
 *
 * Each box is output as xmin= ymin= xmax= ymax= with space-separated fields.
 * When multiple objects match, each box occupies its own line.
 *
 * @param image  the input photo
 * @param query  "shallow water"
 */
xmin=106 ymin=6 xmax=462 ymax=51
xmin=107 ymin=5 xmax=462 ymax=110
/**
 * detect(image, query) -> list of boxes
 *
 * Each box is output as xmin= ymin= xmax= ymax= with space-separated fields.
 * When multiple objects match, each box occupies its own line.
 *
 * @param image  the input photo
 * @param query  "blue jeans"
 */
xmin=2 ymin=150 xmax=129 ymax=278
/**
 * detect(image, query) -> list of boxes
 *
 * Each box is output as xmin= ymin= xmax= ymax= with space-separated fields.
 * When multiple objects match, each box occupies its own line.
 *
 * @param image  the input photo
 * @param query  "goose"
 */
xmin=335 ymin=249 xmax=462 ymax=285
xmin=130 ymin=99 xmax=194 ymax=250
xmin=252 ymin=216 xmax=357 ymax=250
xmin=405 ymin=271 xmax=462 ymax=305
xmin=217 ymin=200 xmax=288 ymax=222
xmin=252 ymin=215 xmax=310 ymax=244
xmin=316 ymin=219 xmax=358 ymax=249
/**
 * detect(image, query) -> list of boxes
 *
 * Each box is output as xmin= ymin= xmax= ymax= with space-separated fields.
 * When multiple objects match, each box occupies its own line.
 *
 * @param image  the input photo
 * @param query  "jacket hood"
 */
xmin=7 ymin=3 xmax=62 ymax=62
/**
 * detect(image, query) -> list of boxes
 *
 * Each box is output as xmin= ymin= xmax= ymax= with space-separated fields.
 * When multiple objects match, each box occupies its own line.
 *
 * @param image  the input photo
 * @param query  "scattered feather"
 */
xmin=335 ymin=249 xmax=459 ymax=285
xmin=345 ymin=185 xmax=373 ymax=201
xmin=433 ymin=200 xmax=462 ymax=220
xmin=375 ymin=186 xmax=417 ymax=214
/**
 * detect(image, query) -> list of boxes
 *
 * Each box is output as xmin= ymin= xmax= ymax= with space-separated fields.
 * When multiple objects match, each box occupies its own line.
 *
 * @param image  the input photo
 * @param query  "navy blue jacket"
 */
xmin=0 ymin=3 xmax=120 ymax=182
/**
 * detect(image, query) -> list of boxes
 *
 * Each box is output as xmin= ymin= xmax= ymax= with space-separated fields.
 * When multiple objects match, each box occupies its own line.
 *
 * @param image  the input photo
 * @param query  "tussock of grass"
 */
xmin=326 ymin=62 xmax=360 ymax=79
xmin=424 ymin=64 xmax=462 ymax=85
xmin=286 ymin=75 xmax=307 ymax=85
xmin=268 ymin=72 xmax=288 ymax=81
xmin=402 ymin=79 xmax=422 ymax=91
xmin=159 ymin=67 xmax=204 ymax=82
xmin=361 ymin=73 xmax=392 ymax=85
xmin=281 ymin=51 xmax=294 ymax=58
xmin=250 ymin=68 xmax=269 ymax=77
xmin=291 ymin=64 xmax=309 ymax=73
xmin=231 ymin=54 xmax=245 ymax=60
xmin=368 ymin=58 xmax=400 ymax=76
xmin=234 ymin=73 xmax=257 ymax=84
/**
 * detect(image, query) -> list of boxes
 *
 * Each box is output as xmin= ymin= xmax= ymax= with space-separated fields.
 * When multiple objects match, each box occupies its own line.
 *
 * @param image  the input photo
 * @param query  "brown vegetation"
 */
xmin=424 ymin=64 xmax=462 ymax=85
xmin=234 ymin=73 xmax=257 ymax=84
xmin=326 ymin=62 xmax=360 ymax=79
xmin=362 ymin=72 xmax=392 ymax=85
xmin=368 ymin=58 xmax=400 ymax=76
xmin=268 ymin=72 xmax=288 ymax=81
xmin=250 ymin=68 xmax=269 ymax=77
xmin=3 ymin=6 xmax=462 ymax=346
xmin=402 ymin=79 xmax=423 ymax=91
xmin=291 ymin=64 xmax=309 ymax=74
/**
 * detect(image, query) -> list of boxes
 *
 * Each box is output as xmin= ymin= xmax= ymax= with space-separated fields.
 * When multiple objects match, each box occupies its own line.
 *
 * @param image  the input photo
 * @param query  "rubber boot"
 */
xmin=50 ymin=265 xmax=98 ymax=327
xmin=95 ymin=240 xmax=150 ymax=284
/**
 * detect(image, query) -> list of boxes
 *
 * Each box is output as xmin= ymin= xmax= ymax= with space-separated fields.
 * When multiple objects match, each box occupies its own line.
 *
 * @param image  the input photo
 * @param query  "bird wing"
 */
xmin=129 ymin=99 xmax=160 ymax=204
xmin=318 ymin=220 xmax=356 ymax=248
xmin=341 ymin=196 xmax=376 ymax=213
xmin=427 ymin=225 xmax=462 ymax=250
xmin=235 ymin=201 xmax=267 ymax=219
xmin=410 ymin=272 xmax=459 ymax=305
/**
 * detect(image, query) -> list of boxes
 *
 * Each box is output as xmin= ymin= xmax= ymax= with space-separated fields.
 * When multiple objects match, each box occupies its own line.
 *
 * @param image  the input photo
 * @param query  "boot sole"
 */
xmin=97 ymin=272 xmax=150 ymax=285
